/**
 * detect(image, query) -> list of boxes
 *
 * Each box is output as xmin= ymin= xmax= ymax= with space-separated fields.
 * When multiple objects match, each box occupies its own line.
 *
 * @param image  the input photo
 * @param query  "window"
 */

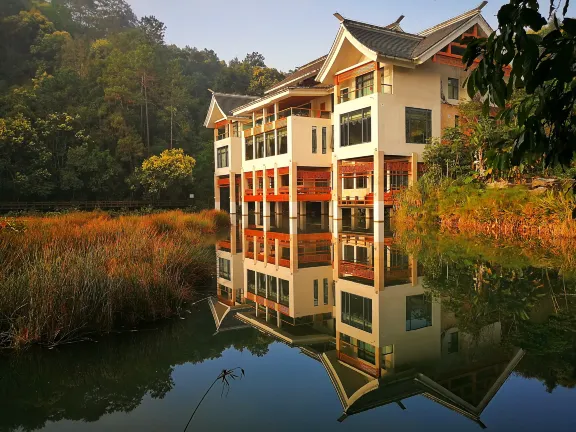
xmin=216 ymin=146 xmax=229 ymax=168
xmin=381 ymin=65 xmax=393 ymax=94
xmin=455 ymin=115 xmax=460 ymax=127
xmin=218 ymin=257 xmax=231 ymax=280
xmin=266 ymin=132 xmax=275 ymax=157
xmin=343 ymin=177 xmax=354 ymax=189
xmin=247 ymin=270 xmax=256 ymax=294
xmin=312 ymin=126 xmax=317 ymax=153
xmin=255 ymin=134 xmax=264 ymax=159
xmin=406 ymin=294 xmax=432 ymax=331
xmin=356 ymin=176 xmax=367 ymax=188
xmin=405 ymin=107 xmax=432 ymax=144
xmin=341 ymin=108 xmax=371 ymax=146
xmin=341 ymin=291 xmax=372 ymax=333
xmin=448 ymin=78 xmax=459 ymax=100
xmin=321 ymin=127 xmax=327 ymax=154
xmin=358 ymin=340 xmax=376 ymax=364
xmin=217 ymin=126 xmax=227 ymax=140
xmin=448 ymin=332 xmax=459 ymax=354
xmin=232 ymin=122 xmax=240 ymax=137
xmin=313 ymin=279 xmax=319 ymax=306
xmin=279 ymin=279 xmax=290 ymax=306
xmin=245 ymin=137 xmax=254 ymax=160
xmin=323 ymin=278 xmax=329 ymax=305
xmin=277 ymin=127 xmax=288 ymax=154
xmin=343 ymin=244 xmax=355 ymax=261
xmin=340 ymin=87 xmax=349 ymax=103
xmin=355 ymin=72 xmax=374 ymax=98
xmin=257 ymin=272 xmax=267 ymax=297
xmin=267 ymin=275 xmax=277 ymax=301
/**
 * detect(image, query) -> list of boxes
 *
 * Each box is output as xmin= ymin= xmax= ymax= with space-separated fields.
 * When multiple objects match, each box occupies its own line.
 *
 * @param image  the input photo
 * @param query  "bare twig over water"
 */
xmin=183 ymin=367 xmax=245 ymax=432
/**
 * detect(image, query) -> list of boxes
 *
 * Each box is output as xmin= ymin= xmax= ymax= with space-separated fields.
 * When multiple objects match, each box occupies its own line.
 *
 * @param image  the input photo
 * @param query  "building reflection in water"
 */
xmin=212 ymin=209 xmax=524 ymax=427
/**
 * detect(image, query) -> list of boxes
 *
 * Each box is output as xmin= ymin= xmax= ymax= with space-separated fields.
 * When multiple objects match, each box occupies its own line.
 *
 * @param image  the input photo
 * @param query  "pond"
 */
xmin=2 ymin=213 xmax=576 ymax=431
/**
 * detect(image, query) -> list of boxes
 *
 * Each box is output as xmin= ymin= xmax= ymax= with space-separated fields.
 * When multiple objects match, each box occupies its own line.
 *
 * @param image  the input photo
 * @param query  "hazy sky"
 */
xmin=125 ymin=0 xmax=556 ymax=71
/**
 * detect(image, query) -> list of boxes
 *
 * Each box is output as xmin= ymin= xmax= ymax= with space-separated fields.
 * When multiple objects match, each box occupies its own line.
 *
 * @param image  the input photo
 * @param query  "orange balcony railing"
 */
xmin=339 ymin=260 xmax=374 ymax=280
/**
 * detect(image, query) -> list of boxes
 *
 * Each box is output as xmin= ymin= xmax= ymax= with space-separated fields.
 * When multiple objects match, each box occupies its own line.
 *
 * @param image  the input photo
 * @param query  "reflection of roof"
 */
xmin=321 ymin=348 xmax=525 ymax=427
xmin=212 ymin=92 xmax=258 ymax=116
xmin=265 ymin=55 xmax=327 ymax=94
xmin=208 ymin=297 xmax=252 ymax=333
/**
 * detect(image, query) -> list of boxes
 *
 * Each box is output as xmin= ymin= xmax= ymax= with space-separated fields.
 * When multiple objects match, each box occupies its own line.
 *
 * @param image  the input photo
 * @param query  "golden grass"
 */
xmin=0 ymin=210 xmax=230 ymax=348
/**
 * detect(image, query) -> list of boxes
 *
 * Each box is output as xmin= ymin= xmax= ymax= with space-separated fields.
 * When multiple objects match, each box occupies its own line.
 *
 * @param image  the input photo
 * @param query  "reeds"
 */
xmin=0 ymin=210 xmax=230 ymax=348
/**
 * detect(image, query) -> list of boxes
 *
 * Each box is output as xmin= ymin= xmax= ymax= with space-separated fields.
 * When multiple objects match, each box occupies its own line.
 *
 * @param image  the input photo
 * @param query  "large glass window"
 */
xmin=313 ymin=280 xmax=319 ymax=306
xmin=406 ymin=294 xmax=432 ymax=331
xmin=265 ymin=132 xmax=275 ymax=157
xmin=312 ymin=126 xmax=317 ymax=153
xmin=341 ymin=291 xmax=372 ymax=333
xmin=341 ymin=108 xmax=371 ymax=146
xmin=279 ymin=279 xmax=290 ymax=306
xmin=218 ymin=257 xmax=230 ymax=280
xmin=255 ymin=134 xmax=265 ymax=159
xmin=267 ymin=275 xmax=277 ymax=302
xmin=323 ymin=278 xmax=329 ymax=305
xmin=247 ymin=270 xmax=256 ymax=294
xmin=355 ymin=72 xmax=374 ymax=98
xmin=216 ymin=146 xmax=229 ymax=168
xmin=448 ymin=78 xmax=459 ymax=100
xmin=405 ymin=107 xmax=432 ymax=144
xmin=257 ymin=272 xmax=267 ymax=297
xmin=322 ymin=127 xmax=327 ymax=154
xmin=245 ymin=137 xmax=254 ymax=160
xmin=277 ymin=127 xmax=288 ymax=154
xmin=358 ymin=340 xmax=376 ymax=364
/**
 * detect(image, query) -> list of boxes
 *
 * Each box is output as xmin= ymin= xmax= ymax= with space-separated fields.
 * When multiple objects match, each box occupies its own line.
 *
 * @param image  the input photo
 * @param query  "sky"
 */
xmin=125 ymin=0 xmax=554 ymax=71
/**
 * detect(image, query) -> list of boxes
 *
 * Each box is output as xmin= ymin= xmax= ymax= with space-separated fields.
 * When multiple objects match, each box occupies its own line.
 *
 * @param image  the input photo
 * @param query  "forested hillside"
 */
xmin=0 ymin=0 xmax=284 ymax=207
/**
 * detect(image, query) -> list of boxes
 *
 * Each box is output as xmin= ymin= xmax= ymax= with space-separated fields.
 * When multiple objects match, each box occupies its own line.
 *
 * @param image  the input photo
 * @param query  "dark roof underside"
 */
xmin=213 ymin=93 xmax=258 ymax=116
xmin=413 ymin=16 xmax=475 ymax=57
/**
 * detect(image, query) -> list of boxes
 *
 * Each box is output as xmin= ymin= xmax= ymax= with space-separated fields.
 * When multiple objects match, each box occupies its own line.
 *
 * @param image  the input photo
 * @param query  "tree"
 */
xmin=133 ymin=148 xmax=196 ymax=199
xmin=464 ymin=0 xmax=576 ymax=172
xmin=139 ymin=15 xmax=166 ymax=45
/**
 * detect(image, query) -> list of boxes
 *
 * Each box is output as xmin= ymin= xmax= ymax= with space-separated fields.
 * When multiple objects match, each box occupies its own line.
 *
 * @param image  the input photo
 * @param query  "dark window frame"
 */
xmin=405 ymin=107 xmax=432 ymax=144
xmin=340 ymin=107 xmax=371 ymax=147
xmin=448 ymin=77 xmax=459 ymax=100
xmin=216 ymin=146 xmax=229 ymax=168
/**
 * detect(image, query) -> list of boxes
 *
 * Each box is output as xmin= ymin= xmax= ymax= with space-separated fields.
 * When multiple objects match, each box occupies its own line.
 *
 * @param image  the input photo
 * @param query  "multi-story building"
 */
xmin=205 ymin=3 xmax=496 ymax=221
xmin=206 ymin=7 xmax=522 ymax=407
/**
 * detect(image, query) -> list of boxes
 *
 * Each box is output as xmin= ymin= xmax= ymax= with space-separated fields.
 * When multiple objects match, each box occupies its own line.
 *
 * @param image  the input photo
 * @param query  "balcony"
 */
xmin=244 ymin=169 xmax=331 ymax=202
xmin=339 ymin=260 xmax=375 ymax=284
xmin=244 ymin=107 xmax=331 ymax=138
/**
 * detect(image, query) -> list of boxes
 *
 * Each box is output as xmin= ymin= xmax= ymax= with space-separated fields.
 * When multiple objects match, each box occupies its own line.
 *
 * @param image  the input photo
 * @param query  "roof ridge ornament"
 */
xmin=334 ymin=12 xmax=345 ymax=23
xmin=418 ymin=1 xmax=488 ymax=36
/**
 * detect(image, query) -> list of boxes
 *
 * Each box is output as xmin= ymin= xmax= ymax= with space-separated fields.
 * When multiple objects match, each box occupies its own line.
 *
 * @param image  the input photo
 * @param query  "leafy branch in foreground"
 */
xmin=464 ymin=0 xmax=576 ymax=172
xmin=183 ymin=367 xmax=245 ymax=432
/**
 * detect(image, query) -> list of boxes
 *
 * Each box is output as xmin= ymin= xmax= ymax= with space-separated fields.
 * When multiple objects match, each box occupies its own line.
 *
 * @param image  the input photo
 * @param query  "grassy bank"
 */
xmin=395 ymin=180 xmax=576 ymax=244
xmin=0 ymin=209 xmax=229 ymax=349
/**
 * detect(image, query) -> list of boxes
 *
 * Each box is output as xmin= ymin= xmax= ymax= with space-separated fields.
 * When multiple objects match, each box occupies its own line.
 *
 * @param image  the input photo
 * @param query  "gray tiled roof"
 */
xmin=343 ymin=20 xmax=423 ymax=60
xmin=213 ymin=93 xmax=258 ymax=116
xmin=265 ymin=55 xmax=327 ymax=93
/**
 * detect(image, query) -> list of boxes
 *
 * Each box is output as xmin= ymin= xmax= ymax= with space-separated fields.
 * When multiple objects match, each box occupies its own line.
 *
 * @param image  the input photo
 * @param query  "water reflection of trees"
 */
xmin=419 ymin=248 xmax=576 ymax=393
xmin=0 ymin=305 xmax=273 ymax=432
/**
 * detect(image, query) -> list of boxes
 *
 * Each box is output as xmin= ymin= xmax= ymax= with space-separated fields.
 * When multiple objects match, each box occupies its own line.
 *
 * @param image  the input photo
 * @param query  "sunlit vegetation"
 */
xmin=0 ymin=209 xmax=230 ymax=348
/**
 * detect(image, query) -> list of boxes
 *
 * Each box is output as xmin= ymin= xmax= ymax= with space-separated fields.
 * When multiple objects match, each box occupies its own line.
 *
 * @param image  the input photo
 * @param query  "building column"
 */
xmin=288 ymin=162 xmax=298 ymax=218
xmin=332 ymin=156 xmax=342 ymax=221
xmin=263 ymin=166 xmax=270 ymax=231
xmin=275 ymin=238 xmax=280 ymax=269
xmin=214 ymin=177 xmax=221 ymax=210
xmin=276 ymin=308 xmax=282 ymax=328
xmin=373 ymin=61 xmax=381 ymax=94
xmin=229 ymin=172 xmax=236 ymax=214
xmin=374 ymin=150 xmax=386 ymax=222
xmin=241 ymin=170 xmax=248 ymax=216
xmin=410 ymin=255 xmax=418 ymax=287
xmin=410 ymin=152 xmax=418 ymax=187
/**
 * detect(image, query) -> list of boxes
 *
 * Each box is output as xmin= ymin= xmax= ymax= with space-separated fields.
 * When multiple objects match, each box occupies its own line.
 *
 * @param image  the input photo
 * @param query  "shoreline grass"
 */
xmin=395 ymin=182 xmax=576 ymax=247
xmin=0 ymin=209 xmax=230 ymax=349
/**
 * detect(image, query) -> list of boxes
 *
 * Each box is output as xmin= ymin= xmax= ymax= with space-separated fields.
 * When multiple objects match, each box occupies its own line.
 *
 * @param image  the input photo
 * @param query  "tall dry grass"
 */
xmin=0 ymin=209 xmax=230 ymax=348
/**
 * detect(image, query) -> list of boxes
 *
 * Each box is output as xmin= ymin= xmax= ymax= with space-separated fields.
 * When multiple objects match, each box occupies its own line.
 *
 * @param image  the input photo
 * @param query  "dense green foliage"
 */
xmin=464 ymin=0 xmax=576 ymax=171
xmin=0 ymin=0 xmax=284 ymax=207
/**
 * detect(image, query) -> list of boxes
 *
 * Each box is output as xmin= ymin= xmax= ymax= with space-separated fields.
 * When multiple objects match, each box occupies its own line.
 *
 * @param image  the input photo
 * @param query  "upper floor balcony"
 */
xmin=242 ymin=107 xmax=332 ymax=169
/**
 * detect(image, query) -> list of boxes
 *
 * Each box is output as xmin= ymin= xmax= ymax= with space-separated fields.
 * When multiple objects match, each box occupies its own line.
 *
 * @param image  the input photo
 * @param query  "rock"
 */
xmin=530 ymin=187 xmax=548 ymax=194
xmin=532 ymin=177 xmax=558 ymax=188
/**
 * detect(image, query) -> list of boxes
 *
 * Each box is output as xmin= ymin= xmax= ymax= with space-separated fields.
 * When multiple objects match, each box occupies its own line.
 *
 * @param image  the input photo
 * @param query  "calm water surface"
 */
xmin=2 ymin=214 xmax=576 ymax=431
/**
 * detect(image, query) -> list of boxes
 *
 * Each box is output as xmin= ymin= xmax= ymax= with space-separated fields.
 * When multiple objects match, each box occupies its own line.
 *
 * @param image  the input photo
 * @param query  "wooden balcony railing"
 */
xmin=339 ymin=260 xmax=375 ymax=280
